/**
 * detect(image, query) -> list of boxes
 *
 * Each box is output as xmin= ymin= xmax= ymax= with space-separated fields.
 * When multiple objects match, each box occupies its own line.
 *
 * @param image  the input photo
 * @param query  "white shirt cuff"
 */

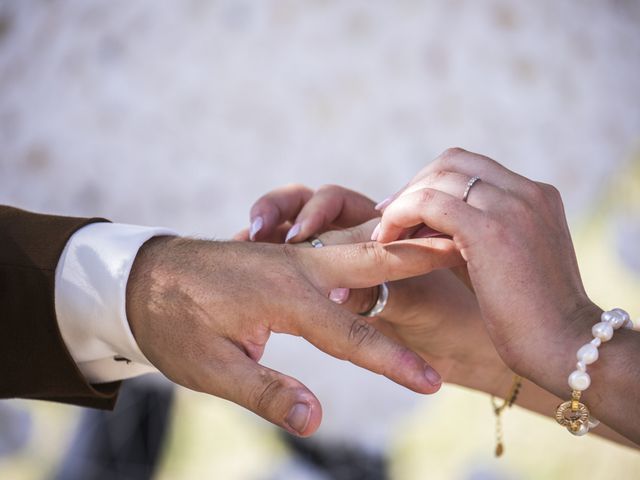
xmin=54 ymin=222 xmax=177 ymax=384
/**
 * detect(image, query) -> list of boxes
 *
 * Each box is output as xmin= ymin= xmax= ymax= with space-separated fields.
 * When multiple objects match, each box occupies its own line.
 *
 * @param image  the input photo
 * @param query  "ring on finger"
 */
xmin=360 ymin=282 xmax=389 ymax=318
xmin=309 ymin=237 xmax=325 ymax=248
xmin=462 ymin=176 xmax=481 ymax=203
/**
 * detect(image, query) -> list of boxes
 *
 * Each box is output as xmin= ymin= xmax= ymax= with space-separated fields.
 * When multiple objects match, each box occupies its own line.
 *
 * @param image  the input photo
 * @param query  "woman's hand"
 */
xmin=236 ymin=183 xmax=381 ymax=244
xmin=376 ymin=148 xmax=640 ymax=444
xmin=375 ymin=148 xmax=594 ymax=378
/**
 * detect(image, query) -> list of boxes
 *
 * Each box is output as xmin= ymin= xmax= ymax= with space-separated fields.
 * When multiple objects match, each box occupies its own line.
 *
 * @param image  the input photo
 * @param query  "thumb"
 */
xmin=206 ymin=339 xmax=322 ymax=437
xmin=300 ymin=237 xmax=464 ymax=290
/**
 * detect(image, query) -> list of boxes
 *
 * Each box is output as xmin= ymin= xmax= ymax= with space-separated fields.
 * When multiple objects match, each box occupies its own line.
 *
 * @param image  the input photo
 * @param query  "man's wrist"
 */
xmin=55 ymin=222 xmax=178 ymax=383
xmin=125 ymin=235 xmax=179 ymax=356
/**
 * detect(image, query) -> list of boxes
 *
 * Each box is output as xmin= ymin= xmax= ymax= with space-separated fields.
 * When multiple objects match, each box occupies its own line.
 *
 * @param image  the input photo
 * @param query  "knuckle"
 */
xmin=284 ymin=182 xmax=310 ymax=192
xmin=522 ymin=180 xmax=547 ymax=201
xmin=521 ymin=182 xmax=565 ymax=216
xmin=252 ymin=375 xmax=287 ymax=413
xmin=347 ymin=317 xmax=378 ymax=349
xmin=435 ymin=147 xmax=466 ymax=169
xmin=316 ymin=183 xmax=341 ymax=195
xmin=537 ymin=182 xmax=563 ymax=202
xmin=254 ymin=378 xmax=285 ymax=412
xmin=417 ymin=187 xmax=437 ymax=206
xmin=426 ymin=169 xmax=449 ymax=185
xmin=362 ymin=241 xmax=389 ymax=268
xmin=441 ymin=147 xmax=466 ymax=160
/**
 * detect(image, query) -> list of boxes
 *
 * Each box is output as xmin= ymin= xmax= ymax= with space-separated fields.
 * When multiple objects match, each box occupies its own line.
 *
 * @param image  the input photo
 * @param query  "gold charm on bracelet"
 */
xmin=555 ymin=390 xmax=590 ymax=434
xmin=554 ymin=308 xmax=631 ymax=437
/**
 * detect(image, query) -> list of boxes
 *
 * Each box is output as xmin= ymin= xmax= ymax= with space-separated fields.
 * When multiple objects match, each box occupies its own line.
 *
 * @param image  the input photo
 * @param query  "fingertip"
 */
xmin=390 ymin=349 xmax=443 ymax=395
xmin=249 ymin=216 xmax=264 ymax=241
xmin=370 ymin=222 xmax=381 ymax=241
xmin=285 ymin=223 xmax=302 ymax=243
xmin=329 ymin=287 xmax=350 ymax=304
xmin=296 ymin=214 xmax=325 ymax=242
xmin=417 ymin=380 xmax=443 ymax=395
xmin=374 ymin=196 xmax=393 ymax=211
xmin=376 ymin=226 xmax=401 ymax=244
xmin=300 ymin=400 xmax=323 ymax=437
xmin=284 ymin=395 xmax=323 ymax=437
xmin=423 ymin=365 xmax=443 ymax=393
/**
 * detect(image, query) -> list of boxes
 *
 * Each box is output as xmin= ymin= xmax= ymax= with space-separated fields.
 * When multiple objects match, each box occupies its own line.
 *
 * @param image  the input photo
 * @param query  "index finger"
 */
xmin=249 ymin=184 xmax=313 ymax=241
xmin=286 ymin=185 xmax=379 ymax=243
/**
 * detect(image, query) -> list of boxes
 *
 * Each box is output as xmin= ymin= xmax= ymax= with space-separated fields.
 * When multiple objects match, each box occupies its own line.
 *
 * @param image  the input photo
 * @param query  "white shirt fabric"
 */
xmin=54 ymin=222 xmax=176 ymax=384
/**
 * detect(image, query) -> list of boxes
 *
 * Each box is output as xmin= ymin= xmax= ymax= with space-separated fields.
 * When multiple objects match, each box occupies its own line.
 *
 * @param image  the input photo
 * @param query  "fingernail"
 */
xmin=249 ymin=216 xmax=264 ymax=241
xmin=424 ymin=366 xmax=442 ymax=387
xmin=375 ymin=196 xmax=393 ymax=211
xmin=285 ymin=223 xmax=302 ymax=243
xmin=370 ymin=223 xmax=381 ymax=241
xmin=329 ymin=288 xmax=350 ymax=304
xmin=285 ymin=403 xmax=311 ymax=435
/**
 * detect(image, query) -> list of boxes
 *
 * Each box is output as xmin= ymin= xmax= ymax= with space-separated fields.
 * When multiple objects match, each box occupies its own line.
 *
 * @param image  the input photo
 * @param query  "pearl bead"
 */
xmin=612 ymin=308 xmax=630 ymax=323
xmin=588 ymin=417 xmax=600 ymax=429
xmin=570 ymin=422 xmax=590 ymax=436
xmin=590 ymin=337 xmax=601 ymax=347
xmin=623 ymin=319 xmax=635 ymax=330
xmin=601 ymin=310 xmax=614 ymax=322
xmin=603 ymin=310 xmax=626 ymax=329
xmin=576 ymin=361 xmax=586 ymax=371
xmin=576 ymin=343 xmax=599 ymax=365
xmin=592 ymin=322 xmax=614 ymax=341
xmin=568 ymin=370 xmax=591 ymax=391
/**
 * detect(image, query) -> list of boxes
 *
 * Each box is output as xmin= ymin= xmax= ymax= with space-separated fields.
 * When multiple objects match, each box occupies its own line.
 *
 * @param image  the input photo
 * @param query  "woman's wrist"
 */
xmin=506 ymin=300 xmax=603 ymax=398
xmin=441 ymin=300 xmax=603 ymax=401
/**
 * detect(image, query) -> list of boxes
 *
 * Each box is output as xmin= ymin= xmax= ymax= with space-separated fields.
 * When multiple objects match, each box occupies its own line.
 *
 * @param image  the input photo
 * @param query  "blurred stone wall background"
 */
xmin=0 ymin=1 xmax=639 ymax=479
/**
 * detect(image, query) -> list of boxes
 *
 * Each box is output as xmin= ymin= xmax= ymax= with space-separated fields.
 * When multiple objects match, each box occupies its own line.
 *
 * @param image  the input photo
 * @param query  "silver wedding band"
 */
xmin=360 ymin=282 xmax=389 ymax=318
xmin=462 ymin=176 xmax=481 ymax=203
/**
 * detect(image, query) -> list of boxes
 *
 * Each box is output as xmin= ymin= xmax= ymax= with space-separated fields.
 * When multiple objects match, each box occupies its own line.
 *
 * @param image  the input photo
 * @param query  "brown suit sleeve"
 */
xmin=0 ymin=205 xmax=120 ymax=409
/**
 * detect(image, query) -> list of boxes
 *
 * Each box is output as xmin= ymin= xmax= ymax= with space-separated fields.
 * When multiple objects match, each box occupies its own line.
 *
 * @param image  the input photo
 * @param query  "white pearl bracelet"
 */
xmin=555 ymin=308 xmax=633 ymax=436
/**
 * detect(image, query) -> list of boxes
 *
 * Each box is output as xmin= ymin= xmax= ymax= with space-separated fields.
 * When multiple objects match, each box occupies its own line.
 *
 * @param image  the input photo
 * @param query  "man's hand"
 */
xmin=125 ymin=236 xmax=462 ymax=436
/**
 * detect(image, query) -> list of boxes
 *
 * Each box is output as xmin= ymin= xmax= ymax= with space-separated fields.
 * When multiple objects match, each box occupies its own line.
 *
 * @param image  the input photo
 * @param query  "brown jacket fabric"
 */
xmin=0 ymin=206 xmax=120 ymax=409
